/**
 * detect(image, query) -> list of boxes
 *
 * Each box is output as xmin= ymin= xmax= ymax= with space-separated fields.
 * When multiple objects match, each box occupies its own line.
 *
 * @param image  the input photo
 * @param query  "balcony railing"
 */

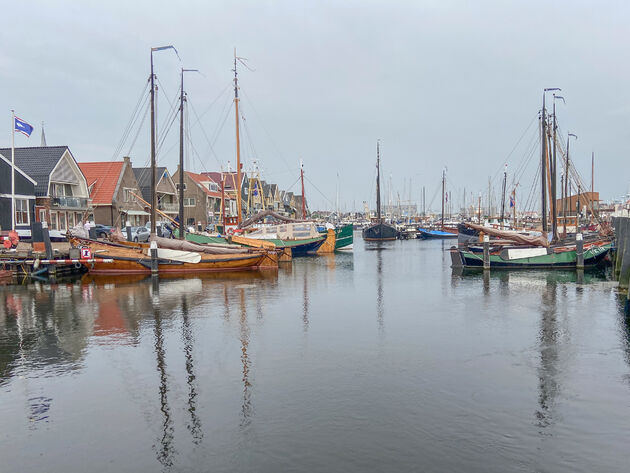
xmin=158 ymin=202 xmax=179 ymax=212
xmin=51 ymin=197 xmax=90 ymax=208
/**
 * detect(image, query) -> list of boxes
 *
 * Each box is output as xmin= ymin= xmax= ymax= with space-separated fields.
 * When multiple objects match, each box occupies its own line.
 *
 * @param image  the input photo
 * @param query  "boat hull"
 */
xmin=180 ymin=231 xmax=325 ymax=256
xmin=451 ymin=242 xmax=611 ymax=269
xmin=334 ymin=224 xmax=354 ymax=249
xmin=362 ymin=223 xmax=398 ymax=241
xmin=417 ymin=228 xmax=458 ymax=239
xmin=70 ymin=238 xmax=269 ymax=275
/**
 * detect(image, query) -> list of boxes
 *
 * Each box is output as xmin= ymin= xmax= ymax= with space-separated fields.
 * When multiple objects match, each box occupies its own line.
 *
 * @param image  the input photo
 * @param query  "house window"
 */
xmin=184 ymin=197 xmax=195 ymax=207
xmin=75 ymin=213 xmax=83 ymax=225
xmin=15 ymin=199 xmax=29 ymax=225
xmin=58 ymin=212 xmax=66 ymax=231
xmin=39 ymin=209 xmax=47 ymax=224
xmin=67 ymin=212 xmax=74 ymax=228
xmin=53 ymin=183 xmax=73 ymax=197
xmin=123 ymin=188 xmax=136 ymax=202
xmin=176 ymin=183 xmax=187 ymax=191
xmin=208 ymin=183 xmax=218 ymax=192
xmin=50 ymin=212 xmax=58 ymax=230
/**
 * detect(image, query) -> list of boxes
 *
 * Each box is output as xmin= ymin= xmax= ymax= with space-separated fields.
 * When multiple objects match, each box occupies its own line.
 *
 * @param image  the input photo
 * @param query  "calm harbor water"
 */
xmin=1 ymin=236 xmax=629 ymax=473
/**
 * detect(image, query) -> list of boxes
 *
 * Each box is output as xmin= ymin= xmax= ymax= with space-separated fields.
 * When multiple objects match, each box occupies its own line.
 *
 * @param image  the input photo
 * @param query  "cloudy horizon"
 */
xmin=3 ymin=0 xmax=629 ymax=211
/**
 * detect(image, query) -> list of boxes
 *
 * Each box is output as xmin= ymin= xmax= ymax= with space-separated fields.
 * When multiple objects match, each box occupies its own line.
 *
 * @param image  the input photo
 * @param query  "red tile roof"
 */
xmin=187 ymin=171 xmax=222 ymax=198
xmin=78 ymin=161 xmax=123 ymax=205
xmin=201 ymin=171 xmax=239 ymax=192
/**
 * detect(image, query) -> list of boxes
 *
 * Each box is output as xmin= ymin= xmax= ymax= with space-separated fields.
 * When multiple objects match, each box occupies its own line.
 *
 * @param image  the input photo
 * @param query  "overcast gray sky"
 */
xmin=3 ymin=0 xmax=629 ymax=211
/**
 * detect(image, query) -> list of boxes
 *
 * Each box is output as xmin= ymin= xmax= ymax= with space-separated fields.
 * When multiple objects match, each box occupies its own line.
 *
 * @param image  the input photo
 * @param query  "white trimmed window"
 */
xmin=184 ymin=197 xmax=195 ymax=207
xmin=50 ymin=212 xmax=58 ymax=230
xmin=15 ymin=199 xmax=29 ymax=225
xmin=123 ymin=188 xmax=135 ymax=202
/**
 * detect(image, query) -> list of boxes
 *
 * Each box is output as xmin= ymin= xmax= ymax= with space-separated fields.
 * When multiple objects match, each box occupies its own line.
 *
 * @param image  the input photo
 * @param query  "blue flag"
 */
xmin=14 ymin=116 xmax=33 ymax=137
xmin=509 ymin=195 xmax=515 ymax=208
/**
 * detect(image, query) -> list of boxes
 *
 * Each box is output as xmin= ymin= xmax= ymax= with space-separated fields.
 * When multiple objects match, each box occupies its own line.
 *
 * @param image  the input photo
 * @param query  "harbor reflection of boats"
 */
xmin=451 ymin=267 xmax=611 ymax=286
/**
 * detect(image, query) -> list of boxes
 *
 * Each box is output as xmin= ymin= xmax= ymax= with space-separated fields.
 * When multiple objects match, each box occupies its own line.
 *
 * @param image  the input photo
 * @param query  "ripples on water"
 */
xmin=1 ymin=238 xmax=629 ymax=473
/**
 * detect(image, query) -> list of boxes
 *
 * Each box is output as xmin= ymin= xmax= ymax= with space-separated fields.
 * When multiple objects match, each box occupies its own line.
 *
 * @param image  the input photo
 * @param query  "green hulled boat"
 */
xmin=451 ymin=241 xmax=611 ymax=269
xmin=176 ymin=225 xmax=326 ymax=256
xmin=334 ymin=224 xmax=354 ymax=250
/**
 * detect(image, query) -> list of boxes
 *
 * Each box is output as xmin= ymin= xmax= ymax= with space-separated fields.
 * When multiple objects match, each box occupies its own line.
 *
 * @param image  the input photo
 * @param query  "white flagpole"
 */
xmin=11 ymin=109 xmax=15 ymax=232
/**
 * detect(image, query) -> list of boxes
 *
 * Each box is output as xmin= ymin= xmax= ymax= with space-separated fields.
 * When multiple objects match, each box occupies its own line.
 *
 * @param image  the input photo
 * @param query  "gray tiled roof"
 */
xmin=0 ymin=146 xmax=69 ymax=196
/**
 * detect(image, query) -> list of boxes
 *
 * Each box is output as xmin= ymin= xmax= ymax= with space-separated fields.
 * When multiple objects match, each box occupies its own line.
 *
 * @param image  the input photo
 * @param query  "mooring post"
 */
xmin=126 ymin=220 xmax=132 ymax=242
xmin=150 ymin=240 xmax=158 ymax=274
xmin=42 ymin=221 xmax=53 ymax=259
xmin=576 ymin=233 xmax=584 ymax=269
xmin=483 ymin=235 xmax=490 ymax=270
xmin=618 ymin=222 xmax=630 ymax=289
xmin=615 ymin=218 xmax=626 ymax=279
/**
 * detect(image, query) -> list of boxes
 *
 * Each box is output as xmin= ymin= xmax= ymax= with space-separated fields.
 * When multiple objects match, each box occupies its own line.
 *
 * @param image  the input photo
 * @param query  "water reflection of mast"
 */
xmin=181 ymin=295 xmax=202 ymax=444
xmin=153 ymin=299 xmax=175 ymax=468
xmin=239 ymin=288 xmax=253 ymax=426
xmin=536 ymin=277 xmax=559 ymax=429
xmin=302 ymin=267 xmax=309 ymax=331
xmin=376 ymin=248 xmax=384 ymax=332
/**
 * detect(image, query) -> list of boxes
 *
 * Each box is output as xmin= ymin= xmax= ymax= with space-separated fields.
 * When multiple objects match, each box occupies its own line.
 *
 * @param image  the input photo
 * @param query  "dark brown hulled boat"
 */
xmin=362 ymin=140 xmax=398 ymax=241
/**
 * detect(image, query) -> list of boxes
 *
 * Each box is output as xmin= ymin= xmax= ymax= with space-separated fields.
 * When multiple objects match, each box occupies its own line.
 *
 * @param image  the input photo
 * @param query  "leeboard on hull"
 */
xmin=362 ymin=223 xmax=398 ymax=241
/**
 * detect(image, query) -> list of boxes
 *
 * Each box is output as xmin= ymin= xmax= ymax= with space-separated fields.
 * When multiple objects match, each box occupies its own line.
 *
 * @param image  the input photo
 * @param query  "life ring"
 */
xmin=226 ymin=228 xmax=235 ymax=235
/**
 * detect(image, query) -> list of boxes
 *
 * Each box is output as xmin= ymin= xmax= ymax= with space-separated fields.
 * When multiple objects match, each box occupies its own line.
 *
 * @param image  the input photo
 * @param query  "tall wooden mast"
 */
xmin=300 ymin=160 xmax=306 ymax=220
xmin=500 ymin=164 xmax=507 ymax=229
xmin=150 ymin=50 xmax=157 ymax=237
xmin=233 ymin=49 xmax=242 ymax=225
xmin=376 ymin=140 xmax=381 ymax=222
xmin=178 ymin=68 xmax=185 ymax=239
xmin=178 ymin=68 xmax=198 ymax=239
xmin=441 ymin=168 xmax=445 ymax=229
xmin=149 ymin=45 xmax=177 ymax=238
xmin=541 ymin=88 xmax=560 ymax=235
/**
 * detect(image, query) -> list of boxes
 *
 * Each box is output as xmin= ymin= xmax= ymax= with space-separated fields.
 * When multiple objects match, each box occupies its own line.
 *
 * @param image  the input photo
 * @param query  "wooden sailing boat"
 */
xmin=362 ymin=141 xmax=398 ymax=241
xmin=451 ymin=89 xmax=611 ymax=269
xmin=72 ymin=46 xmax=275 ymax=274
xmin=417 ymin=169 xmax=457 ymax=239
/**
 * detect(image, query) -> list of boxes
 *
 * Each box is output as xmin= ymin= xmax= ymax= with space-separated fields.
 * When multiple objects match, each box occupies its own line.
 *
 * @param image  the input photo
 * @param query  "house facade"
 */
xmin=0 ymin=146 xmax=91 ymax=234
xmin=133 ymin=167 xmax=179 ymax=221
xmin=172 ymin=168 xmax=223 ymax=227
xmin=0 ymin=151 xmax=37 ymax=234
xmin=79 ymin=157 xmax=148 ymax=227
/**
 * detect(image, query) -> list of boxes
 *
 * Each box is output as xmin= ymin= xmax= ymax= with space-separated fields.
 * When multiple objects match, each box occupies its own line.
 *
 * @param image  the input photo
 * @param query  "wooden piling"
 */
xmin=618 ymin=223 xmax=630 ymax=289
xmin=614 ymin=217 xmax=626 ymax=279
xmin=575 ymin=233 xmax=584 ymax=270
xmin=483 ymin=235 xmax=490 ymax=270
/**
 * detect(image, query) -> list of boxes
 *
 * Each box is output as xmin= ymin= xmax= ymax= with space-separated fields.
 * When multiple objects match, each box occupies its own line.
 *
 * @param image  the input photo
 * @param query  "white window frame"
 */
xmin=15 ymin=199 xmax=30 ymax=226
xmin=184 ymin=197 xmax=196 ymax=207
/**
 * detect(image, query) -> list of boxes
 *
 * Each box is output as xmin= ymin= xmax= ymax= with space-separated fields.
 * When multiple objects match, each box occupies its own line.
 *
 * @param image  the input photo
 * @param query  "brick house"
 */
xmin=133 ymin=167 xmax=179 ymax=221
xmin=171 ymin=168 xmax=223 ymax=227
xmin=78 ymin=156 xmax=148 ymax=227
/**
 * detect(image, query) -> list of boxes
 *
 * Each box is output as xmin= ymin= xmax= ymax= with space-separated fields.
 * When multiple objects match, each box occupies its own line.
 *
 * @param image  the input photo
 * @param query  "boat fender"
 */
xmin=33 ymin=259 xmax=40 ymax=270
